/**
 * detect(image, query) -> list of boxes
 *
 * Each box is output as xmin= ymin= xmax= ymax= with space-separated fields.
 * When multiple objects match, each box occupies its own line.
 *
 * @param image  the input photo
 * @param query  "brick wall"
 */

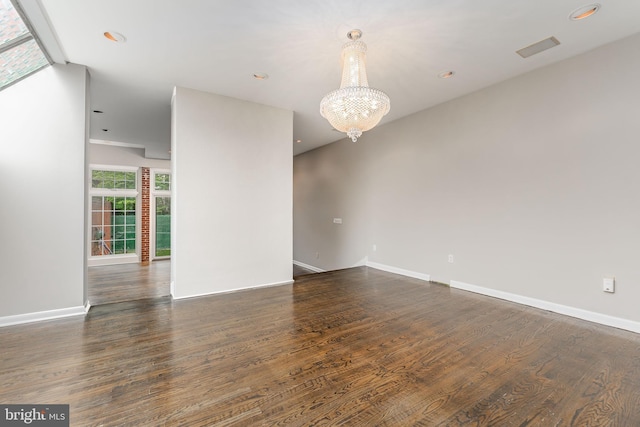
xmin=141 ymin=167 xmax=150 ymax=265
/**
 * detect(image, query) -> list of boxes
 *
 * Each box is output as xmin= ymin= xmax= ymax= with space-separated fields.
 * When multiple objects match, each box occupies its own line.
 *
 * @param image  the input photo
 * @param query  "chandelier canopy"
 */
xmin=320 ymin=30 xmax=390 ymax=142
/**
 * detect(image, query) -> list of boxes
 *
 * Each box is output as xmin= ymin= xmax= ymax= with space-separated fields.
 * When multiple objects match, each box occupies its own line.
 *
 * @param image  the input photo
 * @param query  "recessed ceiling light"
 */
xmin=104 ymin=31 xmax=126 ymax=43
xmin=570 ymin=4 xmax=600 ymax=20
xmin=438 ymin=71 xmax=455 ymax=79
xmin=295 ymin=139 xmax=302 ymax=143
xmin=253 ymin=72 xmax=269 ymax=80
xmin=92 ymin=110 xmax=104 ymax=114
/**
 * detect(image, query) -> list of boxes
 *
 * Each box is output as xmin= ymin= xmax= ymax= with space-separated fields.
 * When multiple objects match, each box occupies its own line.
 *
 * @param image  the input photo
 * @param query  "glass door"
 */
xmin=154 ymin=196 xmax=171 ymax=258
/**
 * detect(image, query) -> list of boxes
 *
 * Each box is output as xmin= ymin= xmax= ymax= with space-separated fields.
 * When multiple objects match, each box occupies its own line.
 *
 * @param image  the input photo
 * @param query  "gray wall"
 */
xmin=294 ymin=33 xmax=640 ymax=324
xmin=171 ymin=87 xmax=293 ymax=298
xmin=0 ymin=64 xmax=87 ymax=318
xmin=88 ymin=143 xmax=170 ymax=169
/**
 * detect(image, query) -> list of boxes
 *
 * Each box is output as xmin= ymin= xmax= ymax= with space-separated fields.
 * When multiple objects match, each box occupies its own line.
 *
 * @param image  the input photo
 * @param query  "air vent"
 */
xmin=516 ymin=36 xmax=560 ymax=58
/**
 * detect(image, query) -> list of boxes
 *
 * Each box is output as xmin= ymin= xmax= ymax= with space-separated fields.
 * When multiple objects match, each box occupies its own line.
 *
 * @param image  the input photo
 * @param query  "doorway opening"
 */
xmin=87 ymin=165 xmax=171 ymax=305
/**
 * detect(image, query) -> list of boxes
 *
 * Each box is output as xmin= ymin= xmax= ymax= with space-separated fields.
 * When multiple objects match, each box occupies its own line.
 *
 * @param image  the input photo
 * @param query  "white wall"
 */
xmin=0 ymin=64 xmax=88 ymax=320
xmin=88 ymin=143 xmax=170 ymax=169
xmin=171 ymin=87 xmax=293 ymax=298
xmin=294 ymin=33 xmax=640 ymax=328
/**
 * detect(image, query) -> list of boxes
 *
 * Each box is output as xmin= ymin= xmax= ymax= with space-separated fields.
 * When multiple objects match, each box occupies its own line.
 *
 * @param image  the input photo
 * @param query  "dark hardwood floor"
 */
xmin=293 ymin=263 xmax=316 ymax=279
xmin=88 ymin=260 xmax=171 ymax=305
xmin=2 ymin=267 xmax=640 ymax=425
xmin=90 ymin=261 xmax=314 ymax=306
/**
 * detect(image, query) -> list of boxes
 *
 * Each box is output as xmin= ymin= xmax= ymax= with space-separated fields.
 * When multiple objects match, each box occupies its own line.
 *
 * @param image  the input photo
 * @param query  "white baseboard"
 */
xmin=366 ymin=261 xmax=431 ymax=282
xmin=352 ymin=256 xmax=368 ymax=267
xmin=173 ymin=279 xmax=295 ymax=301
xmin=293 ymin=260 xmax=325 ymax=273
xmin=450 ymin=280 xmax=640 ymax=334
xmin=0 ymin=306 xmax=86 ymax=328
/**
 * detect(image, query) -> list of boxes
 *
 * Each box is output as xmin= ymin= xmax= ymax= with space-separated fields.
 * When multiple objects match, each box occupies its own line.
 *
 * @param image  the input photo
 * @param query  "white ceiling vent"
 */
xmin=516 ymin=36 xmax=560 ymax=58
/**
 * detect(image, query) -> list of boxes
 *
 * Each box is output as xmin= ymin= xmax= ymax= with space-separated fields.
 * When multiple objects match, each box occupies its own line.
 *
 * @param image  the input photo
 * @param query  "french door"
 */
xmin=153 ymin=196 xmax=171 ymax=258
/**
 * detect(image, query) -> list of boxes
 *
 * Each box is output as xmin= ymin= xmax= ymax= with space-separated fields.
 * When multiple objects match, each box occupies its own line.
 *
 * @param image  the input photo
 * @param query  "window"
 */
xmin=154 ymin=196 xmax=171 ymax=257
xmin=89 ymin=167 xmax=138 ymax=262
xmin=154 ymin=172 xmax=171 ymax=191
xmin=152 ymin=171 xmax=171 ymax=258
xmin=92 ymin=169 xmax=136 ymax=190
xmin=91 ymin=196 xmax=136 ymax=256
xmin=0 ymin=0 xmax=50 ymax=90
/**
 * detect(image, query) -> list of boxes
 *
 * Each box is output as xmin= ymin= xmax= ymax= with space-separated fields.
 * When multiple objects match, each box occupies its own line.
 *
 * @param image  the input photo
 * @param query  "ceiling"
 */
xmin=21 ymin=0 xmax=640 ymax=157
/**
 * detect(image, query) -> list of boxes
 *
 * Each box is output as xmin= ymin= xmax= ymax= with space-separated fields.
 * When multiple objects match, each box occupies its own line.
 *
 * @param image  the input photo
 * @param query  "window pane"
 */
xmin=91 ymin=196 xmax=103 ymax=210
xmin=114 ymin=171 xmax=126 ymax=188
xmin=94 ymin=171 xmax=106 ymax=189
xmin=91 ymin=226 xmax=103 ymax=240
xmin=0 ymin=0 xmax=50 ymax=90
xmin=155 ymin=196 xmax=171 ymax=257
xmin=114 ymin=225 xmax=124 ymax=239
xmin=156 ymin=196 xmax=170 ymax=215
xmin=93 ymin=240 xmax=112 ymax=256
xmin=112 ymin=197 xmax=123 ymax=210
xmin=0 ymin=1 xmax=28 ymax=45
xmin=104 ymin=197 xmax=114 ymax=210
xmin=125 ymin=172 xmax=136 ymax=190
xmin=0 ymin=39 xmax=49 ymax=88
xmin=155 ymin=173 xmax=170 ymax=191
xmin=127 ymin=197 xmax=136 ymax=212
xmin=91 ymin=171 xmax=103 ymax=189
xmin=91 ymin=214 xmax=113 ymax=256
xmin=92 ymin=169 xmax=137 ymax=190
xmin=113 ymin=240 xmax=124 ymax=254
xmin=103 ymin=171 xmax=115 ymax=189
xmin=90 ymin=194 xmax=136 ymax=257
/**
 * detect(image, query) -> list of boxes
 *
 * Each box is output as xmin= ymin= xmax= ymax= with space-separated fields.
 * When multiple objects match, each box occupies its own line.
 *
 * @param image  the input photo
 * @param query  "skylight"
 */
xmin=0 ymin=0 xmax=50 ymax=90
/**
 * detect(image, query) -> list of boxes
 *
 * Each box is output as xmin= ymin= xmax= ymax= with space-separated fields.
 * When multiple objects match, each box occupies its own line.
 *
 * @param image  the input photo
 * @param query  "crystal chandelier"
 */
xmin=320 ymin=29 xmax=390 ymax=142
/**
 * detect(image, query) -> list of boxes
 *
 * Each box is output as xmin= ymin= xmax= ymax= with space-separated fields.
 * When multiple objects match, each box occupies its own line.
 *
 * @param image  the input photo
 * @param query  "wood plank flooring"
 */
xmin=293 ymin=263 xmax=316 ymax=279
xmin=2 ymin=267 xmax=640 ymax=426
xmin=89 ymin=261 xmax=311 ymax=306
xmin=88 ymin=260 xmax=171 ymax=305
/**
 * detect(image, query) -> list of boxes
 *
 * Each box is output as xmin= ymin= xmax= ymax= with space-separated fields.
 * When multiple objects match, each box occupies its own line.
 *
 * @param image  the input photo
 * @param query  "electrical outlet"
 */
xmin=372 ymin=244 xmax=377 ymax=252
xmin=603 ymin=277 xmax=615 ymax=293
xmin=448 ymin=254 xmax=454 ymax=263
xmin=315 ymin=252 xmax=319 ymax=259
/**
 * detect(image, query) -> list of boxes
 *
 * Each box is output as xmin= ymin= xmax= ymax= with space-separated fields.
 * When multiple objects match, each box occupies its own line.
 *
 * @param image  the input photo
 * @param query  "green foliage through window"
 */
xmin=155 ymin=196 xmax=170 ymax=257
xmin=154 ymin=173 xmax=171 ymax=191
xmin=92 ymin=170 xmax=136 ymax=190
xmin=91 ymin=195 xmax=136 ymax=256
